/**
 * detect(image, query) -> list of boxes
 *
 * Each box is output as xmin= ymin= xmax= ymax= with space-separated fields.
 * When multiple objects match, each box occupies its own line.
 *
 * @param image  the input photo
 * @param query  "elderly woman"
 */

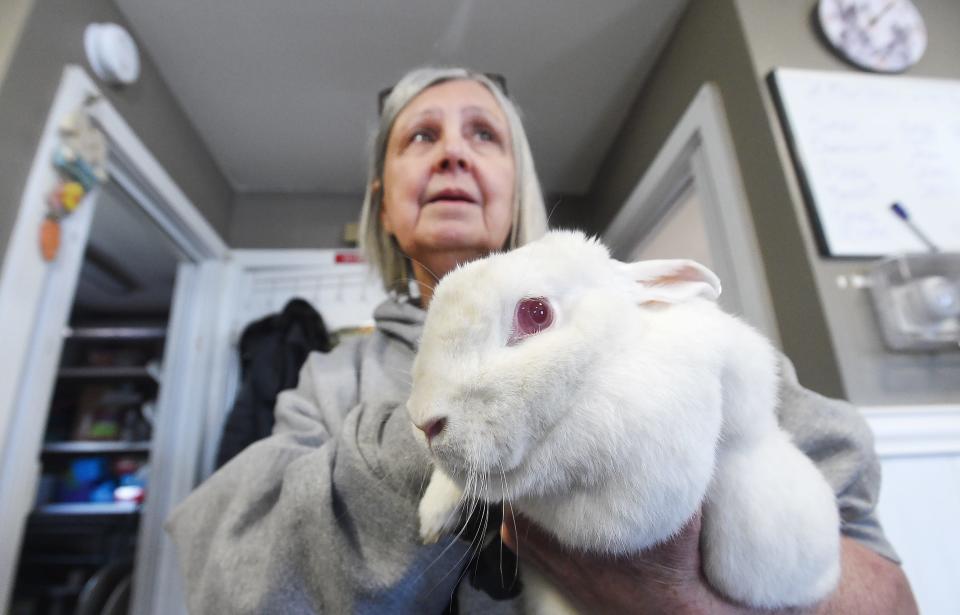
xmin=167 ymin=67 xmax=915 ymax=614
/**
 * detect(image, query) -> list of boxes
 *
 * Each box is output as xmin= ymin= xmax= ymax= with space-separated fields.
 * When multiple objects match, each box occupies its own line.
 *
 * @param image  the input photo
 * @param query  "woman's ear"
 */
xmin=618 ymin=259 xmax=721 ymax=305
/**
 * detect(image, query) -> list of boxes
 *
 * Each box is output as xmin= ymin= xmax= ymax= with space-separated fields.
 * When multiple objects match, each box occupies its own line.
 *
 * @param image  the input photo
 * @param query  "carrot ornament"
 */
xmin=39 ymin=215 xmax=62 ymax=262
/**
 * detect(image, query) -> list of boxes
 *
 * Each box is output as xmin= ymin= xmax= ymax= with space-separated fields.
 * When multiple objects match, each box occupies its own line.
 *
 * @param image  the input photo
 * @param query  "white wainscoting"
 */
xmin=863 ymin=405 xmax=960 ymax=615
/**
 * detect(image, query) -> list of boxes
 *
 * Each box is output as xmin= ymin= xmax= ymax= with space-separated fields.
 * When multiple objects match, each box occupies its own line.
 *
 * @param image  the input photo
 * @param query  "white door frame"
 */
xmin=0 ymin=65 xmax=227 ymax=614
xmin=602 ymin=83 xmax=779 ymax=342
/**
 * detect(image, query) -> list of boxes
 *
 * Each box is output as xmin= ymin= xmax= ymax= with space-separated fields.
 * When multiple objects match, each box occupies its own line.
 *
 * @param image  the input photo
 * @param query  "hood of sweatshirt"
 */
xmin=372 ymin=296 xmax=425 ymax=351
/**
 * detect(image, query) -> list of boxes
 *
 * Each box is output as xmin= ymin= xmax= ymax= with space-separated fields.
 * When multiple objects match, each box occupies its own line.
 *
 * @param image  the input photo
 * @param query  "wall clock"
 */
xmin=816 ymin=0 xmax=927 ymax=73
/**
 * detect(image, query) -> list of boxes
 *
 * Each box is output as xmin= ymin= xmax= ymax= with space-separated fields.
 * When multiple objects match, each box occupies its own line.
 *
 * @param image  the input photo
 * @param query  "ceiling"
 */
xmin=115 ymin=0 xmax=689 ymax=196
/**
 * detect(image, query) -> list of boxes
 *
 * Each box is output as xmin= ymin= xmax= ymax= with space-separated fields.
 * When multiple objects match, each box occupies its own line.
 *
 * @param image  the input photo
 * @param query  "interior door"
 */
xmin=195 ymin=248 xmax=387 ymax=479
xmin=0 ymin=189 xmax=101 ymax=609
xmin=130 ymin=258 xmax=232 ymax=615
xmin=131 ymin=247 xmax=386 ymax=614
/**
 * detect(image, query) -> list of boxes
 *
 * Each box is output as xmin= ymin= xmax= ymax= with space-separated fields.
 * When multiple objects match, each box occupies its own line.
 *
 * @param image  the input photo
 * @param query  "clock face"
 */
xmin=817 ymin=0 xmax=927 ymax=73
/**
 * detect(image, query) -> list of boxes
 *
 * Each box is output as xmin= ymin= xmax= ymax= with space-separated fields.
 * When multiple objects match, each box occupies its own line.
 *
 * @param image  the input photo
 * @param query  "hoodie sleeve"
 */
xmin=164 ymin=330 xmax=479 ymax=615
xmin=163 ymin=342 xmax=365 ymax=613
xmin=775 ymin=355 xmax=900 ymax=564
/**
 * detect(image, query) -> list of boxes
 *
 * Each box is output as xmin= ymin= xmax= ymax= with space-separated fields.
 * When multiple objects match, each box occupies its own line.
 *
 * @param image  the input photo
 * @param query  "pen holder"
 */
xmin=868 ymin=253 xmax=960 ymax=352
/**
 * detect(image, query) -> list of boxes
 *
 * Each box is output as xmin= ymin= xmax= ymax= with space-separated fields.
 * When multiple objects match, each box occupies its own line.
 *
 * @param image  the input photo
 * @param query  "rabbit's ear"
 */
xmin=619 ymin=259 xmax=721 ymax=305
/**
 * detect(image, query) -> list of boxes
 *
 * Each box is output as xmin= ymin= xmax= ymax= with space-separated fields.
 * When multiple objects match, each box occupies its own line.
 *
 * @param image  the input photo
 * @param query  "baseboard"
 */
xmin=861 ymin=405 xmax=960 ymax=458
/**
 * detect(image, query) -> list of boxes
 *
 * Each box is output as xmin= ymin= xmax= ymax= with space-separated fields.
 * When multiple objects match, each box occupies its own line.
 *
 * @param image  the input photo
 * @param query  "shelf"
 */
xmin=64 ymin=326 xmax=166 ymax=340
xmin=34 ymin=502 xmax=140 ymax=516
xmin=41 ymin=441 xmax=151 ymax=455
xmin=17 ymin=553 xmax=109 ymax=567
xmin=57 ymin=366 xmax=158 ymax=382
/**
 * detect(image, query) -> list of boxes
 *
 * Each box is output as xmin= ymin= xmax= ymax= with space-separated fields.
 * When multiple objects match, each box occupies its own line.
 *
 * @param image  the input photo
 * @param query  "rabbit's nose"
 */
xmin=417 ymin=417 xmax=447 ymax=443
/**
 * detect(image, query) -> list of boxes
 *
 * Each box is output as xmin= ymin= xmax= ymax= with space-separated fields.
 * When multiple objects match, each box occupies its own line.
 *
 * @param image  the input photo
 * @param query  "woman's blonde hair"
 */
xmin=358 ymin=67 xmax=548 ymax=294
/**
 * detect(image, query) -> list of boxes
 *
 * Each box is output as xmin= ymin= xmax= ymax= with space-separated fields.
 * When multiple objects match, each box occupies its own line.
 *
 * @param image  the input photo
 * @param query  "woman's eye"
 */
xmin=508 ymin=297 xmax=553 ymax=345
xmin=410 ymin=129 xmax=436 ymax=144
xmin=472 ymin=125 xmax=498 ymax=143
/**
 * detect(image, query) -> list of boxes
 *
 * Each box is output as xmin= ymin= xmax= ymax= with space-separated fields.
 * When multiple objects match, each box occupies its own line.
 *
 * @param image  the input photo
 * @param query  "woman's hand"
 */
xmin=500 ymin=510 xmax=744 ymax=614
xmin=500 ymin=513 xmax=918 ymax=615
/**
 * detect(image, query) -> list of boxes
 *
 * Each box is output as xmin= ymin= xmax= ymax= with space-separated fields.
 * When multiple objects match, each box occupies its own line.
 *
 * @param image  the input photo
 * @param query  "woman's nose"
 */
xmin=435 ymin=137 xmax=470 ymax=172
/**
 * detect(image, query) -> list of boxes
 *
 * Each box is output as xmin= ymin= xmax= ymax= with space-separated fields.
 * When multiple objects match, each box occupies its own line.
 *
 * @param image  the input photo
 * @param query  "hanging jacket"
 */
xmin=214 ymin=298 xmax=335 ymax=469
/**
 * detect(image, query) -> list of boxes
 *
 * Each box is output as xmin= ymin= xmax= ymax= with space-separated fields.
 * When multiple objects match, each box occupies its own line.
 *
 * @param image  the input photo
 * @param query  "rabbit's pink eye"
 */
xmin=510 ymin=297 xmax=553 ymax=345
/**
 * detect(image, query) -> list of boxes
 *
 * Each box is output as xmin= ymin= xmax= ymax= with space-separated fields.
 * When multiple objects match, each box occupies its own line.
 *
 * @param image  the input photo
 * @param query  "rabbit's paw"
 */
xmin=703 ymin=436 xmax=841 ymax=608
xmin=418 ymin=468 xmax=463 ymax=544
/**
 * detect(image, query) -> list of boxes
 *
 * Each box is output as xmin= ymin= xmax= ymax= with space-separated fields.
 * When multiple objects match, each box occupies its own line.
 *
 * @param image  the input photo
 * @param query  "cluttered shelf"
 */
xmin=41 ymin=441 xmax=151 ymax=455
xmin=33 ymin=502 xmax=141 ymax=517
xmin=64 ymin=325 xmax=166 ymax=341
xmin=32 ymin=324 xmax=162 ymax=517
xmin=15 ymin=506 xmax=139 ymax=613
xmin=12 ymin=316 xmax=165 ymax=611
xmin=57 ymin=366 xmax=160 ymax=382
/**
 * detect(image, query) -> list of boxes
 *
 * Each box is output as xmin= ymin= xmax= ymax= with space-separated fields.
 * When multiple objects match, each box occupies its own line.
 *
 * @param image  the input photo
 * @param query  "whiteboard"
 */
xmin=769 ymin=68 xmax=960 ymax=257
xmin=231 ymin=249 xmax=387 ymax=336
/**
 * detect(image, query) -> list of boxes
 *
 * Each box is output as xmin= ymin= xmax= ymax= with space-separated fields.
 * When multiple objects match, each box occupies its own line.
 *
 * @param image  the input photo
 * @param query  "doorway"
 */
xmin=629 ymin=178 xmax=714 ymax=268
xmin=602 ymin=83 xmax=778 ymax=341
xmin=0 ymin=66 xmax=228 ymax=615
xmin=9 ymin=180 xmax=182 ymax=614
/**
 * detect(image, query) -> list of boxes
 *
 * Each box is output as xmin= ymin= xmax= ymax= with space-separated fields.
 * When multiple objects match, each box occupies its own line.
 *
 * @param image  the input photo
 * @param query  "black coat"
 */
xmin=214 ymin=298 xmax=335 ymax=469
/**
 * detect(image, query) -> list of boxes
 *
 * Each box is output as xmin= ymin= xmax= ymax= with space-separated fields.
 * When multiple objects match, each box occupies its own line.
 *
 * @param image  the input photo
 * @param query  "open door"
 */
xmin=1 ymin=65 xmax=387 ymax=615
xmin=0 ymin=66 xmax=229 ymax=615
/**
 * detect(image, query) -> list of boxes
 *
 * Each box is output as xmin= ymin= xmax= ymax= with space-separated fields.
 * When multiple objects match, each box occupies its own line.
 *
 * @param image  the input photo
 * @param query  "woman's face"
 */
xmin=380 ymin=79 xmax=516 ymax=272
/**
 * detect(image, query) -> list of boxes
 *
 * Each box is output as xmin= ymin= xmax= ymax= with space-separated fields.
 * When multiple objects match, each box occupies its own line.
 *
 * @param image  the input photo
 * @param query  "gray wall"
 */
xmin=0 ymin=0 xmax=232 ymax=269
xmin=571 ymin=0 xmax=960 ymax=403
xmin=736 ymin=0 xmax=960 ymax=405
xmin=229 ymin=192 xmax=362 ymax=249
xmin=569 ymin=0 xmax=845 ymax=398
xmin=0 ymin=0 xmax=33 ymax=86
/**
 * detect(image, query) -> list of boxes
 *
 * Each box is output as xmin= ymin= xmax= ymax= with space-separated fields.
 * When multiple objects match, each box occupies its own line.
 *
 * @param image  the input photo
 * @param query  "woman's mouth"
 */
xmin=423 ymin=188 xmax=479 ymax=205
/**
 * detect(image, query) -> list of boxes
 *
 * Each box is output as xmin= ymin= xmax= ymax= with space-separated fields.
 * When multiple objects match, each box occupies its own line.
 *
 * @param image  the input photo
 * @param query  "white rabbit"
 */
xmin=409 ymin=230 xmax=840 ymax=613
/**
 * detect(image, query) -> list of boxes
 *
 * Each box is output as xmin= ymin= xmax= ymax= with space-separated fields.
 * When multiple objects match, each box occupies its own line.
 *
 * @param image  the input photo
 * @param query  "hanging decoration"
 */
xmin=40 ymin=103 xmax=109 ymax=262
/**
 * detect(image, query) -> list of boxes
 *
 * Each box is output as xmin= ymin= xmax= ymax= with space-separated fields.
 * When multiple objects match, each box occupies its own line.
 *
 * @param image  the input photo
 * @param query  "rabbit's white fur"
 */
xmin=409 ymin=230 xmax=840 ymax=611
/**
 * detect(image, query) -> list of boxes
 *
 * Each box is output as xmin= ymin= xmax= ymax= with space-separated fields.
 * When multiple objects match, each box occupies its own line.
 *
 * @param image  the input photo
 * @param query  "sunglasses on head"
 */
xmin=377 ymin=73 xmax=508 ymax=115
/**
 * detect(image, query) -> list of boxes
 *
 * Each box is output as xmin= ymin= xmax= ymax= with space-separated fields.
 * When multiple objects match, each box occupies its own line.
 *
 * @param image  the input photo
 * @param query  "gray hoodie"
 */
xmin=166 ymin=297 xmax=896 ymax=614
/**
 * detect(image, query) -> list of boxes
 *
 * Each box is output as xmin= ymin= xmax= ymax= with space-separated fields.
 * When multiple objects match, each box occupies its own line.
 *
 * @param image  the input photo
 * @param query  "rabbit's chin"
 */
xmin=429 ymin=442 xmax=563 ymax=505
xmin=429 ymin=446 xmax=517 ymax=485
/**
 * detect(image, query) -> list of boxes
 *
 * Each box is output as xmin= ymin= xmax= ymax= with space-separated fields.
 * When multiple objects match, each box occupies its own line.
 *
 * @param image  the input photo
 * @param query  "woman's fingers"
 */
xmin=500 ymin=510 xmax=704 ymax=585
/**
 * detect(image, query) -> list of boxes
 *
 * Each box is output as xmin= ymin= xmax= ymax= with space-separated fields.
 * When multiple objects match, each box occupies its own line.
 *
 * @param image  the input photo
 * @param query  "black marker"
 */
xmin=890 ymin=202 xmax=939 ymax=253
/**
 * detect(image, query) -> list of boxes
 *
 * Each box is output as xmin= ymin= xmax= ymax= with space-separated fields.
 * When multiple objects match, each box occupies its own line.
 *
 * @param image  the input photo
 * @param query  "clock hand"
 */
xmin=876 ymin=24 xmax=910 ymax=61
xmin=868 ymin=0 xmax=899 ymax=28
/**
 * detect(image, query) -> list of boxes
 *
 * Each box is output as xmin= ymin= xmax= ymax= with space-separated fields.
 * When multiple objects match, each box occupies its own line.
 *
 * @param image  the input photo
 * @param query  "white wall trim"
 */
xmin=0 ymin=192 xmax=100 ymax=612
xmin=602 ymin=83 xmax=779 ymax=343
xmin=0 ymin=67 xmax=105 ymax=609
xmin=132 ymin=261 xmax=228 ymax=615
xmin=861 ymin=405 xmax=960 ymax=459
xmin=85 ymin=95 xmax=228 ymax=261
xmin=230 ymin=246 xmax=363 ymax=268
xmin=0 ymin=67 xmax=95 ymax=487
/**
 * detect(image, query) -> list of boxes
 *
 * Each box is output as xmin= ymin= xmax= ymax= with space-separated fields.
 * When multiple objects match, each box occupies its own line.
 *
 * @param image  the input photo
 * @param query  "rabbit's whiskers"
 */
xmin=407 ymin=256 xmax=441 ymax=286
xmin=495 ymin=452 xmax=519 ymax=588
xmin=416 ymin=470 xmax=479 ymax=590
xmin=546 ymin=197 xmax=563 ymax=228
xmin=445 ymin=468 xmax=488 ymax=605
